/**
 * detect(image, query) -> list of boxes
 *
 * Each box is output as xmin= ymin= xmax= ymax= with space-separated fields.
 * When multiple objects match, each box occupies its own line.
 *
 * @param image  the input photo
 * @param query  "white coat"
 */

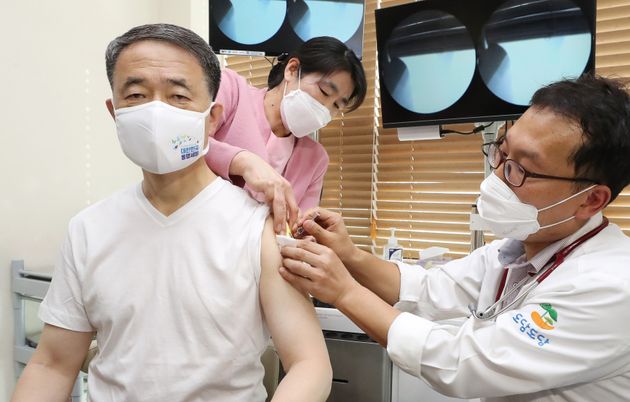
xmin=387 ymin=213 xmax=630 ymax=401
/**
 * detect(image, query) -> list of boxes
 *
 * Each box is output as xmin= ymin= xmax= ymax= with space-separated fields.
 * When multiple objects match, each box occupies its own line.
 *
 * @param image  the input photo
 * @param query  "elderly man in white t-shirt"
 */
xmin=11 ymin=23 xmax=332 ymax=402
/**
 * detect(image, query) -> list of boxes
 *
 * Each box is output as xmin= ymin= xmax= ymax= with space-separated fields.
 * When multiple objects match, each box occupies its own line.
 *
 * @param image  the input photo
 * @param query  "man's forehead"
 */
xmin=513 ymin=107 xmax=580 ymax=137
xmin=508 ymin=107 xmax=582 ymax=163
xmin=113 ymin=40 xmax=203 ymax=83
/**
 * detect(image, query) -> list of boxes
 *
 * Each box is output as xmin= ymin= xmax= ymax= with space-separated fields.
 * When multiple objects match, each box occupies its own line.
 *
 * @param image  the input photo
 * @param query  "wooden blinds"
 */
xmin=597 ymin=0 xmax=630 ymax=235
xmin=223 ymin=0 xmax=630 ymax=260
xmin=319 ymin=0 xmax=378 ymax=252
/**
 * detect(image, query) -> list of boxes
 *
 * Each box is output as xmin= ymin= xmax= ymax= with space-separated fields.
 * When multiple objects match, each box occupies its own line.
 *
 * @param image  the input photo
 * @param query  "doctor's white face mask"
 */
xmin=280 ymin=68 xmax=332 ymax=138
xmin=476 ymin=173 xmax=596 ymax=240
xmin=114 ymin=100 xmax=213 ymax=174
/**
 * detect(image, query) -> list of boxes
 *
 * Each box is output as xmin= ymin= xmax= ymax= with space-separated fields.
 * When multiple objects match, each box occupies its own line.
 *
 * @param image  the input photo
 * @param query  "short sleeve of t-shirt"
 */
xmin=38 ymin=226 xmax=94 ymax=332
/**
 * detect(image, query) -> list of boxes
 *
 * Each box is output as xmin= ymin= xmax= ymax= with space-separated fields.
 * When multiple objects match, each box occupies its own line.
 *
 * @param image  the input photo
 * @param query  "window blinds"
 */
xmin=223 ymin=0 xmax=630 ymax=260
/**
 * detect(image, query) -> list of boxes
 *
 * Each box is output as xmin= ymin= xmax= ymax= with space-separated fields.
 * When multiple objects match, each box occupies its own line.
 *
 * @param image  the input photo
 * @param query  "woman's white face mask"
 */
xmin=280 ymin=68 xmax=332 ymax=138
xmin=477 ymin=173 xmax=596 ymax=240
xmin=114 ymin=100 xmax=213 ymax=174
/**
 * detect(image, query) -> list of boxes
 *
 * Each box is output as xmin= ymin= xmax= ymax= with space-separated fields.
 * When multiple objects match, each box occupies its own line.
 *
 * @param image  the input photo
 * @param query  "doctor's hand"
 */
xmin=295 ymin=208 xmax=359 ymax=264
xmin=232 ymin=151 xmax=299 ymax=234
xmin=279 ymin=240 xmax=360 ymax=306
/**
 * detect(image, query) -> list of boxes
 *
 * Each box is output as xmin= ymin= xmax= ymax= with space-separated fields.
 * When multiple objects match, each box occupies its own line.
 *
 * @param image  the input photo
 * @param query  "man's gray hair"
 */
xmin=105 ymin=23 xmax=221 ymax=99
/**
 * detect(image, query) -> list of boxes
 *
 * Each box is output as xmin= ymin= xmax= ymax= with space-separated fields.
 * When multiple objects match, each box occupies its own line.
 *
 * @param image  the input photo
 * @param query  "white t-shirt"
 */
xmin=39 ymin=178 xmax=271 ymax=402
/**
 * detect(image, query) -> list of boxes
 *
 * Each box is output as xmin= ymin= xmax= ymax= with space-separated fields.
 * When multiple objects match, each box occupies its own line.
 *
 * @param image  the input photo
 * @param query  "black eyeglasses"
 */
xmin=481 ymin=141 xmax=597 ymax=188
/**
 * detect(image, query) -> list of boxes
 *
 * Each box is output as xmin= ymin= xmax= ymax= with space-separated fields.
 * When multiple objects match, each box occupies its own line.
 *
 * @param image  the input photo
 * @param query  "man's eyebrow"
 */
xmin=122 ymin=77 xmax=144 ymax=91
xmin=503 ymin=131 xmax=541 ymax=161
xmin=167 ymin=77 xmax=192 ymax=91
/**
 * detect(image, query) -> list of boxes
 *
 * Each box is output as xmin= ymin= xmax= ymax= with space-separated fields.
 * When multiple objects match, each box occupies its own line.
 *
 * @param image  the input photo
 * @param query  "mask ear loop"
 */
xmin=283 ymin=64 xmax=301 ymax=95
xmin=201 ymin=101 xmax=215 ymax=156
xmin=538 ymin=184 xmax=597 ymax=213
xmin=537 ymin=184 xmax=597 ymax=229
xmin=297 ymin=66 xmax=302 ymax=90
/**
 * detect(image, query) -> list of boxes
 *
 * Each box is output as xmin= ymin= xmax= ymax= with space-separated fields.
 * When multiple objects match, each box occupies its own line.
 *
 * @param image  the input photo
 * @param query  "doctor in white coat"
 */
xmin=280 ymin=74 xmax=630 ymax=401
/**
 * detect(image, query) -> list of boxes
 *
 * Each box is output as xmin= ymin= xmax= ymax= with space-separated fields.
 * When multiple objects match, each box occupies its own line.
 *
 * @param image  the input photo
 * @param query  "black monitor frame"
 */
xmin=375 ymin=0 xmax=596 ymax=128
xmin=209 ymin=0 xmax=365 ymax=59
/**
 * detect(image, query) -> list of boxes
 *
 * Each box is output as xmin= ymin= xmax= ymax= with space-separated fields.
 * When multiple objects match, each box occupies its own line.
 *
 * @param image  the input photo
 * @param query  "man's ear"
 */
xmin=576 ymin=184 xmax=611 ymax=219
xmin=205 ymin=102 xmax=224 ymax=139
xmin=105 ymin=99 xmax=115 ymax=119
xmin=283 ymin=58 xmax=300 ymax=82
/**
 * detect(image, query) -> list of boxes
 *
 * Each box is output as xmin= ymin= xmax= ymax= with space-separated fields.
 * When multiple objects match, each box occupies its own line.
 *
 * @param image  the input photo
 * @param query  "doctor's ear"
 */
xmin=577 ymin=184 xmax=611 ymax=219
xmin=283 ymin=58 xmax=301 ymax=82
xmin=105 ymin=99 xmax=115 ymax=119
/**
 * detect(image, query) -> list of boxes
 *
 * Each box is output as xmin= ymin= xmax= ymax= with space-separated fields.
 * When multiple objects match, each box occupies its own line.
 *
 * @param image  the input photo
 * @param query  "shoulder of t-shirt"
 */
xmin=70 ymin=183 xmax=137 ymax=226
xmin=209 ymin=179 xmax=270 ymax=233
xmin=215 ymin=178 xmax=267 ymax=209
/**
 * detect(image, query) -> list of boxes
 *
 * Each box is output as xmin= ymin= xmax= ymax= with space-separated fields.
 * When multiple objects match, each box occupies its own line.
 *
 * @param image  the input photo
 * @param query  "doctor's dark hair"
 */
xmin=267 ymin=36 xmax=367 ymax=113
xmin=530 ymin=74 xmax=630 ymax=202
xmin=105 ymin=23 xmax=221 ymax=100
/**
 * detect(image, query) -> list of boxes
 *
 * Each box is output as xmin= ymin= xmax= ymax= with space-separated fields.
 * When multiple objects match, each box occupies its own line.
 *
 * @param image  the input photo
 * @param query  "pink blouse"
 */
xmin=205 ymin=68 xmax=329 ymax=211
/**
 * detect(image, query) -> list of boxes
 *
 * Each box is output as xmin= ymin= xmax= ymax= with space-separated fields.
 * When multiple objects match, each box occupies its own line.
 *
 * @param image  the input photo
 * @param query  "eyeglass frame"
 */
xmin=481 ymin=140 xmax=598 ymax=188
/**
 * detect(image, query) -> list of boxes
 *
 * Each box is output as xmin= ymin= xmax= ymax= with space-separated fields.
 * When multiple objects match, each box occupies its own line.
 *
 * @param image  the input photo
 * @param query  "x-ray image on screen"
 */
xmin=382 ymin=10 xmax=476 ymax=114
xmin=212 ymin=0 xmax=286 ymax=45
xmin=478 ymin=0 xmax=592 ymax=106
xmin=287 ymin=0 xmax=364 ymax=44
xmin=209 ymin=0 xmax=365 ymax=58
xmin=375 ymin=0 xmax=595 ymax=128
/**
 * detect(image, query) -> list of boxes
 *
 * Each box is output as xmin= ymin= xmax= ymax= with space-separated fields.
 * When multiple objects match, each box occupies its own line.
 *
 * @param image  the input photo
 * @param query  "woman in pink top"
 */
xmin=205 ymin=37 xmax=367 ymax=234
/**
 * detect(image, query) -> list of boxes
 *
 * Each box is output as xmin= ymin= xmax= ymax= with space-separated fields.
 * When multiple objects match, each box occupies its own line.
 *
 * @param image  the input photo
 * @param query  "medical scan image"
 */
xmin=212 ymin=0 xmax=286 ymax=45
xmin=478 ymin=0 xmax=592 ymax=106
xmin=287 ymin=0 xmax=364 ymax=44
xmin=381 ymin=10 xmax=476 ymax=114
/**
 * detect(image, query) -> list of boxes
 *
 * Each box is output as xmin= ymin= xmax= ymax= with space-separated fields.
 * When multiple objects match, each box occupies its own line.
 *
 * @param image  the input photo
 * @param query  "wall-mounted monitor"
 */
xmin=375 ymin=0 xmax=596 ymax=128
xmin=210 ymin=0 xmax=365 ymax=59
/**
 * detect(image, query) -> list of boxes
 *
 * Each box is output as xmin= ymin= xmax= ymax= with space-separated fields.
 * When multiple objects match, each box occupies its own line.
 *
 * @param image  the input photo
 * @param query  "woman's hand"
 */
xmin=231 ymin=151 xmax=299 ymax=233
xmin=279 ymin=240 xmax=360 ymax=306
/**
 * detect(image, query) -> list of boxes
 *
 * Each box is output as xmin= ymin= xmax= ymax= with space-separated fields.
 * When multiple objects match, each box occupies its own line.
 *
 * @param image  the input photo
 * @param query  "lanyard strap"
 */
xmin=494 ymin=217 xmax=609 ymax=303
xmin=537 ymin=217 xmax=609 ymax=283
xmin=495 ymin=269 xmax=509 ymax=303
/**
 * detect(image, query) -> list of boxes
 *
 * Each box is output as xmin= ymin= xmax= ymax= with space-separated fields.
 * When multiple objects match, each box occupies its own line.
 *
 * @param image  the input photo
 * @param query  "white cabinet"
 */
xmin=392 ymin=366 xmax=480 ymax=402
xmin=316 ymin=307 xmax=481 ymax=402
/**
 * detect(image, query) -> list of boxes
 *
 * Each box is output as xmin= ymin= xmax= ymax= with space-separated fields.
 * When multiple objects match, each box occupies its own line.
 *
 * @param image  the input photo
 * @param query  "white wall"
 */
xmin=0 ymin=1 xmax=209 ymax=399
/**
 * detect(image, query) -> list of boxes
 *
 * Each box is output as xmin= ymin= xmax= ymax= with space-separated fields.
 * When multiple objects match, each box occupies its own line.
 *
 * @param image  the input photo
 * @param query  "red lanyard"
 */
xmin=495 ymin=217 xmax=609 ymax=302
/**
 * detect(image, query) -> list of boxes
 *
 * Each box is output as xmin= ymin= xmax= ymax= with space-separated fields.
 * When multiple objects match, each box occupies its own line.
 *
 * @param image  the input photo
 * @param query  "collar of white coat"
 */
xmin=498 ymin=212 xmax=604 ymax=274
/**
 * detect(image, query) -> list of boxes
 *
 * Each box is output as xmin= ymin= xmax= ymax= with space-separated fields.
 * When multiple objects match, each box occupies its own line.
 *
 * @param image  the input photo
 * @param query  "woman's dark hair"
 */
xmin=267 ymin=36 xmax=367 ymax=113
xmin=530 ymin=74 xmax=630 ymax=202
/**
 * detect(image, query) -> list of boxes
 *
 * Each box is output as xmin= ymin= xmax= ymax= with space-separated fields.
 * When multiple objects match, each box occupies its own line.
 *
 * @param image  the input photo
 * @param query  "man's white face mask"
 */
xmin=114 ymin=100 xmax=214 ymax=174
xmin=477 ymin=173 xmax=596 ymax=240
xmin=280 ymin=68 xmax=332 ymax=138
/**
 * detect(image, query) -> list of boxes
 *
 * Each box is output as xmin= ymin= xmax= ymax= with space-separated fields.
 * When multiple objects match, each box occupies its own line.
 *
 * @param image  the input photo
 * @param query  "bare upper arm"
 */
xmin=30 ymin=323 xmax=94 ymax=375
xmin=259 ymin=217 xmax=329 ymax=370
